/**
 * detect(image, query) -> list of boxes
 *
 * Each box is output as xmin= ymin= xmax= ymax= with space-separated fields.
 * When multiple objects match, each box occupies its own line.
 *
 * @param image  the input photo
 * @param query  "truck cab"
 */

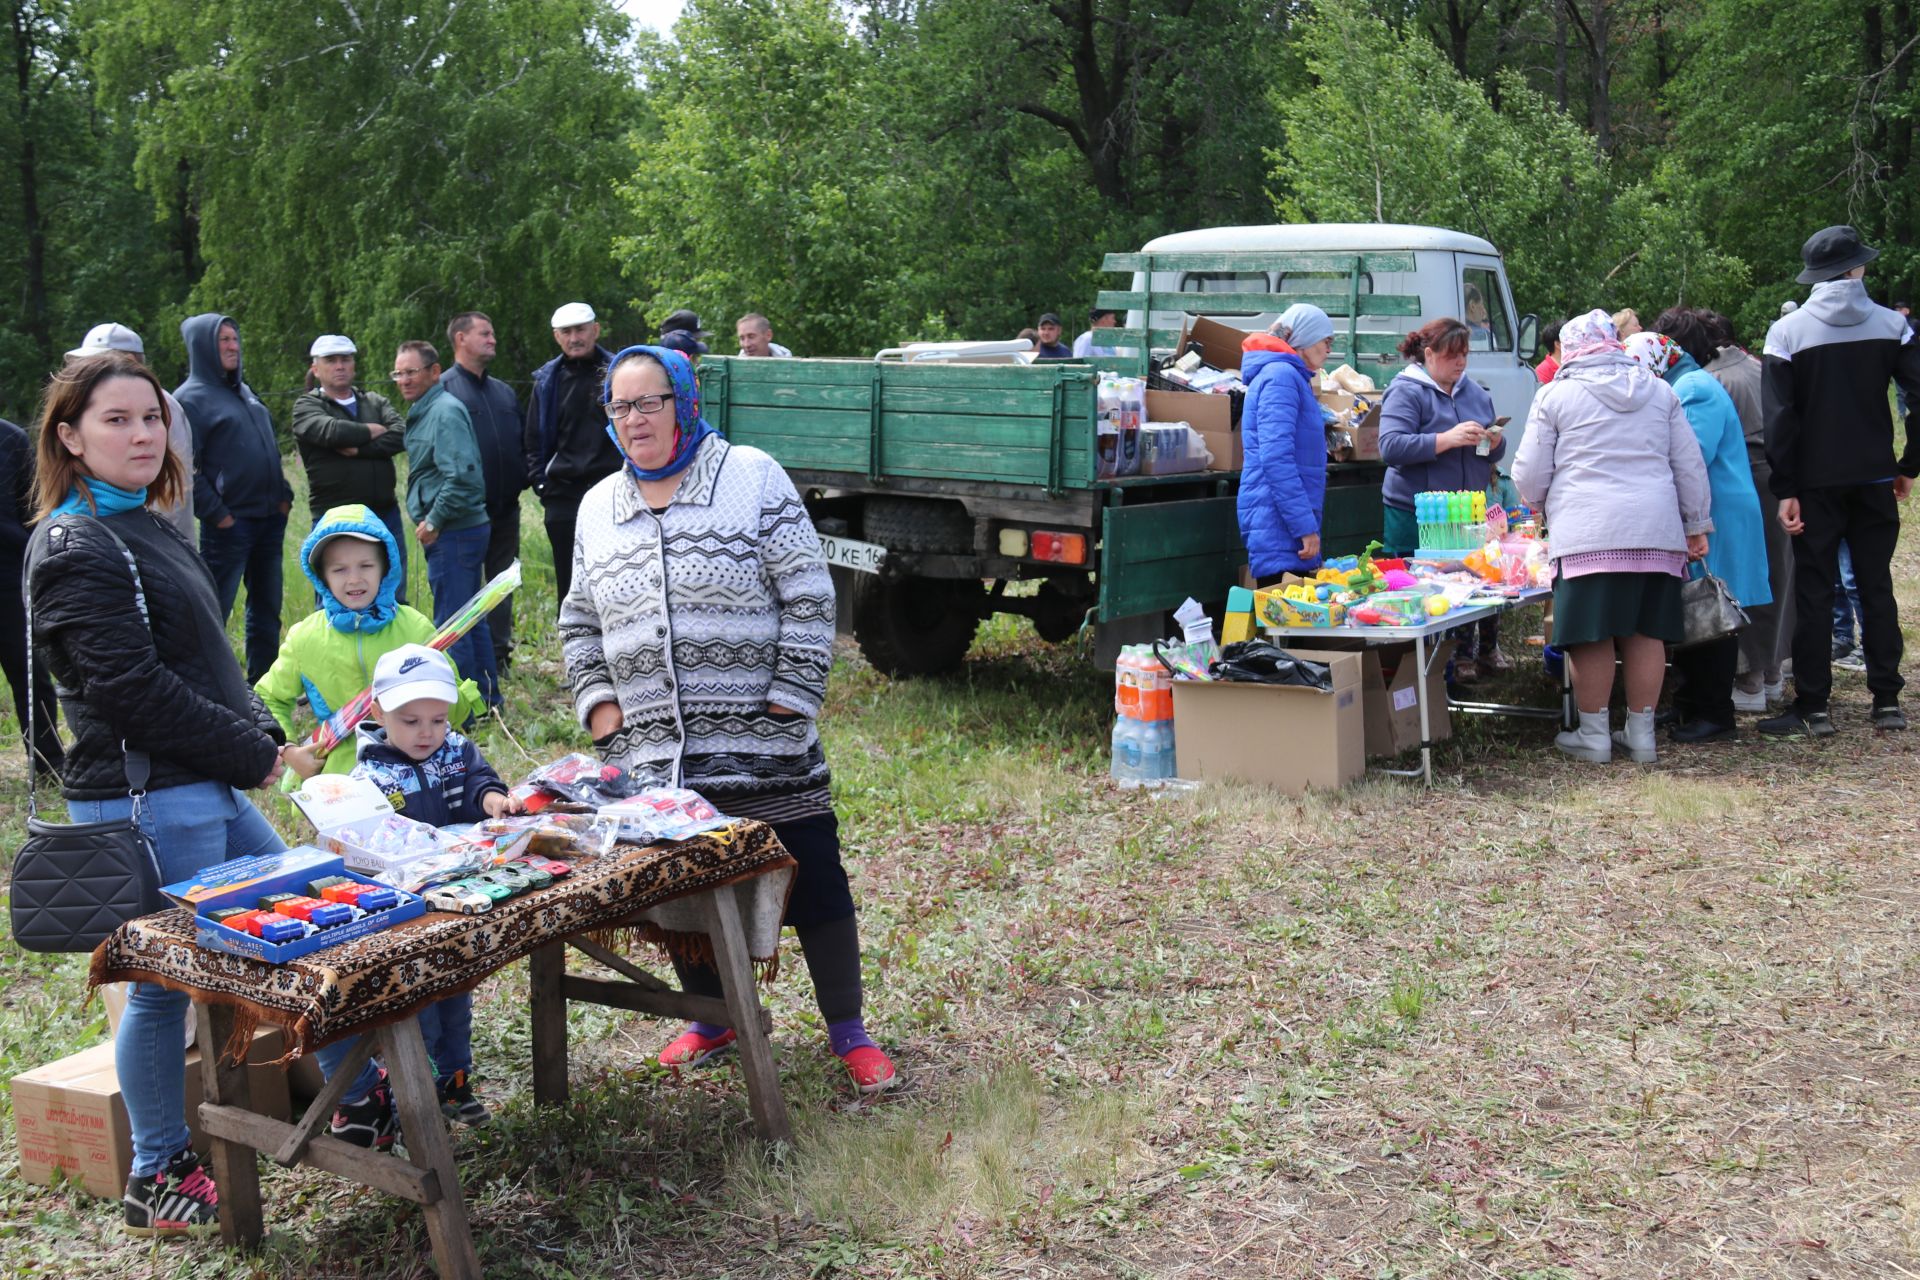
xmin=1106 ymin=222 xmax=1539 ymax=466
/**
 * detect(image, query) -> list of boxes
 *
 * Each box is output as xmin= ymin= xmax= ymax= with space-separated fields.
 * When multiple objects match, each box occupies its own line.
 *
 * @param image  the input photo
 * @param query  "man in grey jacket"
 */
xmin=1758 ymin=226 xmax=1920 ymax=737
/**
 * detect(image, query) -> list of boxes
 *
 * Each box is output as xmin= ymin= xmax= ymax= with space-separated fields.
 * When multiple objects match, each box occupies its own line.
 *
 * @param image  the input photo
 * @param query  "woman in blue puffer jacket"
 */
xmin=1238 ymin=304 xmax=1335 ymax=584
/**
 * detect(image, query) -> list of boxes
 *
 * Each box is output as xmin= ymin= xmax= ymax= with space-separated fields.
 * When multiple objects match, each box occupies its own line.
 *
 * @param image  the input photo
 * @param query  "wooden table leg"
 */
xmin=378 ymin=1019 xmax=483 ymax=1280
xmin=195 ymin=1002 xmax=263 ymax=1248
xmin=705 ymin=887 xmax=793 ymax=1143
xmin=528 ymin=942 xmax=568 ymax=1106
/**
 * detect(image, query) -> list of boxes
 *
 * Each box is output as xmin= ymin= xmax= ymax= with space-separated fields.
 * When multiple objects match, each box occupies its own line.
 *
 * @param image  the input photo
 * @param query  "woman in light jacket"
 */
xmin=1237 ymin=303 xmax=1335 ymax=584
xmin=1512 ymin=311 xmax=1713 ymax=764
xmin=1377 ymin=316 xmax=1508 ymax=681
xmin=1628 ymin=325 xmax=1771 ymax=744
xmin=559 ymin=345 xmax=895 ymax=1094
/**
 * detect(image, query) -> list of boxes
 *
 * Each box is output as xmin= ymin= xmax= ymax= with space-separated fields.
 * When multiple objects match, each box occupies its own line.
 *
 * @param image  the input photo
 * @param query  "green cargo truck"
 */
xmin=694 ymin=226 xmax=1538 ymax=676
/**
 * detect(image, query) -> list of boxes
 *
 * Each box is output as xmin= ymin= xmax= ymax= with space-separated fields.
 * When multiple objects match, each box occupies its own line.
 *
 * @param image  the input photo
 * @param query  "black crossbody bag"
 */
xmin=10 ymin=517 xmax=165 ymax=953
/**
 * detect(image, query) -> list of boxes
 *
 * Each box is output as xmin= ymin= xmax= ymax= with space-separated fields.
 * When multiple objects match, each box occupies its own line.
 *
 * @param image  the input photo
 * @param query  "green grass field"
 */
xmin=0 ymin=470 xmax=1917 ymax=1278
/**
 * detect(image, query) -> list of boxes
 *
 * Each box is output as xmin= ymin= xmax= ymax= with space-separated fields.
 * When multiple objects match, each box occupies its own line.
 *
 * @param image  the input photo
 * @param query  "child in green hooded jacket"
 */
xmin=257 ymin=503 xmax=482 ymax=776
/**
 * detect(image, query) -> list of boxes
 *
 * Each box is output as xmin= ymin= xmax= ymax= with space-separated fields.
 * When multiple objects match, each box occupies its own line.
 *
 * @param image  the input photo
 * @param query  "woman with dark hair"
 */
xmin=23 ymin=352 xmax=289 ymax=1236
xmin=1628 ymin=324 xmax=1770 ymax=742
xmin=1683 ymin=308 xmax=1791 ymax=711
xmin=559 ymin=345 xmax=896 ymax=1095
xmin=1378 ymin=317 xmax=1508 ymax=679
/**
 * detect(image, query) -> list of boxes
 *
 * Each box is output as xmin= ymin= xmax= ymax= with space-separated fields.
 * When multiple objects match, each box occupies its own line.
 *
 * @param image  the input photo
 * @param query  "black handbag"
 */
xmin=10 ymin=518 xmax=166 ymax=954
xmin=1677 ymin=569 xmax=1750 ymax=650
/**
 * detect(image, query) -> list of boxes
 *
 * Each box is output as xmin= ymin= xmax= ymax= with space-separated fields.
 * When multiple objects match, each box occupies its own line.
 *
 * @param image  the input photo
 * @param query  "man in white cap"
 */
xmin=291 ymin=334 xmax=411 ymax=600
xmin=522 ymin=302 xmax=619 ymax=604
xmin=66 ymin=322 xmax=196 ymax=540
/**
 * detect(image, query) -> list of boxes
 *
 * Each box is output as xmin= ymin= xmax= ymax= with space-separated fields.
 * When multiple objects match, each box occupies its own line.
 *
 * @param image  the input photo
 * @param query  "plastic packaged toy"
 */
xmin=511 ymin=754 xmax=641 ymax=812
xmin=597 ymin=788 xmax=733 ymax=844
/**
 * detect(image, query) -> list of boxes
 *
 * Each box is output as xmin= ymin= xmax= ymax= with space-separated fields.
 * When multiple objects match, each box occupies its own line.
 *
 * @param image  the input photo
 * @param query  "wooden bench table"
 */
xmin=92 ymin=822 xmax=797 ymax=1280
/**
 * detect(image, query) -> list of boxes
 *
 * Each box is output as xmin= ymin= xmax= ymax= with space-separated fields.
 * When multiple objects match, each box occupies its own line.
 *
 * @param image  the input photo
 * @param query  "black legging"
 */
xmin=672 ymin=812 xmax=863 ymax=1024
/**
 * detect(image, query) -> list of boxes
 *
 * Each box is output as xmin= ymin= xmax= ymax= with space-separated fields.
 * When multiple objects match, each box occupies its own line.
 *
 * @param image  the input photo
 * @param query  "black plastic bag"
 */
xmin=1207 ymin=640 xmax=1334 ymax=690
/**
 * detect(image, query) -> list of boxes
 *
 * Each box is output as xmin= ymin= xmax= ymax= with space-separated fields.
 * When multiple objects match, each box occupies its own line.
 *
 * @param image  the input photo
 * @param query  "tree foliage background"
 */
xmin=4 ymin=0 xmax=1918 ymax=422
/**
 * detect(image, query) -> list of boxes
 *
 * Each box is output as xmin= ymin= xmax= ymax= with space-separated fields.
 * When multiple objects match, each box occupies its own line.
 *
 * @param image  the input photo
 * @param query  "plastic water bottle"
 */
xmin=1152 ymin=721 xmax=1178 ymax=779
xmin=1110 ymin=717 xmax=1144 ymax=785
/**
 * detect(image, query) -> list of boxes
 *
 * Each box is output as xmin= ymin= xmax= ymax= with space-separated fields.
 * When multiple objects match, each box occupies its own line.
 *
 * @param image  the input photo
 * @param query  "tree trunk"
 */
xmin=1554 ymin=0 xmax=1569 ymax=111
xmin=1587 ymin=0 xmax=1612 ymax=154
xmin=1893 ymin=0 xmax=1915 ymax=296
xmin=174 ymin=156 xmax=200 ymax=283
xmin=11 ymin=1 xmax=51 ymax=364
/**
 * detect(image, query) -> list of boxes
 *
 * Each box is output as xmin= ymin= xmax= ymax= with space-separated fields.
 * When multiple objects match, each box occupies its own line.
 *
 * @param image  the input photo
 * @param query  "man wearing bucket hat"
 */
xmin=65 ymin=323 xmax=196 ymax=540
xmin=524 ymin=302 xmax=620 ymax=605
xmin=291 ymin=334 xmax=411 ymax=601
xmin=1758 ymin=226 xmax=1920 ymax=738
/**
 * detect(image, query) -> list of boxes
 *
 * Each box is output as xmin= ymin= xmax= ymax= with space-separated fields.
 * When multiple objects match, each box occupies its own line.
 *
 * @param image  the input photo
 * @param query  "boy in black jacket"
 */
xmin=310 ymin=644 xmax=517 ymax=1145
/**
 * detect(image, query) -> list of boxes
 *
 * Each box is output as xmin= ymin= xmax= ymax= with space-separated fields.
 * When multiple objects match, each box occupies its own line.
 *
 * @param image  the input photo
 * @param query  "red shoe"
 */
xmin=839 ymin=1044 xmax=898 ymax=1094
xmin=658 ymin=1026 xmax=736 ymax=1067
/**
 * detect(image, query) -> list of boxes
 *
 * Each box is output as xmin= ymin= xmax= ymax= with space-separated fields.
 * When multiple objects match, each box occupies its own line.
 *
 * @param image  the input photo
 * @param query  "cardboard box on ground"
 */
xmin=13 ymin=1021 xmax=294 ymax=1200
xmin=1171 ymin=649 xmax=1366 ymax=795
xmin=1319 ymin=639 xmax=1455 ymax=757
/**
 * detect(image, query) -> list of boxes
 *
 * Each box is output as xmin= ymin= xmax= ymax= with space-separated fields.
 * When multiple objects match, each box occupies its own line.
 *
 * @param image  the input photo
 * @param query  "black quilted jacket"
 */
xmin=26 ymin=509 xmax=284 ymax=801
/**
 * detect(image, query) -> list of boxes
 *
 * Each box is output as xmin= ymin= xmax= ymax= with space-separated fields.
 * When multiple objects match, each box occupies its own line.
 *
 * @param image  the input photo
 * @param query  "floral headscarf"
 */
xmin=1558 ymin=308 xmax=1624 ymax=363
xmin=602 ymin=344 xmax=717 ymax=480
xmin=1623 ymin=332 xmax=1684 ymax=378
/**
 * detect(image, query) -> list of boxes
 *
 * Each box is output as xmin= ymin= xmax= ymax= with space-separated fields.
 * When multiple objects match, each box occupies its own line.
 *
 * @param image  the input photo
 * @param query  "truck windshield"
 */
xmin=1462 ymin=267 xmax=1512 ymax=351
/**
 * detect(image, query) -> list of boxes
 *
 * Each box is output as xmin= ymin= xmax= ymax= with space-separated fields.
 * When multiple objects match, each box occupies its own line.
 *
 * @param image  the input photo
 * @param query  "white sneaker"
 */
xmin=1555 ymin=710 xmax=1612 ymax=763
xmin=1763 ymin=678 xmax=1784 ymax=705
xmin=1732 ymin=687 xmax=1769 ymax=713
xmin=1612 ymin=706 xmax=1657 ymax=763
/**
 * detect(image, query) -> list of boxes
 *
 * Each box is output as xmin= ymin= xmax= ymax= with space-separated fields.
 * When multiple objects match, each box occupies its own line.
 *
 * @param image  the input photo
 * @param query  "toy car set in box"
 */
xmin=162 ymin=847 xmax=426 ymax=964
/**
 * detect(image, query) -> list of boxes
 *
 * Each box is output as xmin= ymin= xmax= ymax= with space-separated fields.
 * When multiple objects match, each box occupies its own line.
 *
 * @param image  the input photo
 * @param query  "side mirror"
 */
xmin=1517 ymin=314 xmax=1539 ymax=361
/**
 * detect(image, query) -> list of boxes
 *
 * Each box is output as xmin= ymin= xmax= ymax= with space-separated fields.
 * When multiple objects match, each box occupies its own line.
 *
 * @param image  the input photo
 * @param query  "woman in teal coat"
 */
xmin=1626 ymin=328 xmax=1771 ymax=743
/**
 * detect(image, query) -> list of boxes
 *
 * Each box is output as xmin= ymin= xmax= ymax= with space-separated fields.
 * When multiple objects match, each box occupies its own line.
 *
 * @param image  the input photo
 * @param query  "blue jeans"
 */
xmin=424 ymin=522 xmax=498 ymax=705
xmin=69 ymin=781 xmax=285 ymax=1178
xmin=201 ymin=512 xmax=288 ymax=684
xmin=313 ymin=992 xmax=472 ymax=1102
xmin=1832 ymin=540 xmax=1861 ymax=648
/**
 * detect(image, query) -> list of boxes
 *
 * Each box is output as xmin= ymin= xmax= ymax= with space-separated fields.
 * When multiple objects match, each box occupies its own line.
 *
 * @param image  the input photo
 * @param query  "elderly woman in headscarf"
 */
xmin=1512 ymin=310 xmax=1713 ymax=765
xmin=1238 ymin=303 xmax=1335 ymax=585
xmin=1625 ymin=328 xmax=1771 ymax=744
xmin=559 ymin=345 xmax=896 ymax=1095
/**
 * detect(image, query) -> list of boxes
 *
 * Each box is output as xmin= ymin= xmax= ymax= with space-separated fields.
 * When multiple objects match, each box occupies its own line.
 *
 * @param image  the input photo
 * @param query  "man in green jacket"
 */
xmin=293 ymin=334 xmax=411 ymax=600
xmin=393 ymin=339 xmax=497 ymax=704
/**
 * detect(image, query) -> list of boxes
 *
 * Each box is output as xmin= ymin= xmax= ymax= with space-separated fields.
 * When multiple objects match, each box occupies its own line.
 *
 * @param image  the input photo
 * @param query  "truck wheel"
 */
xmin=1032 ymin=578 xmax=1094 ymax=643
xmin=851 ymin=575 xmax=980 ymax=677
xmin=862 ymin=497 xmax=973 ymax=554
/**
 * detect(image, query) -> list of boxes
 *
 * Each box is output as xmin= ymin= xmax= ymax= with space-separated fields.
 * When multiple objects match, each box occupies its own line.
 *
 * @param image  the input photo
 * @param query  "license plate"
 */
xmin=817 ymin=534 xmax=888 ymax=575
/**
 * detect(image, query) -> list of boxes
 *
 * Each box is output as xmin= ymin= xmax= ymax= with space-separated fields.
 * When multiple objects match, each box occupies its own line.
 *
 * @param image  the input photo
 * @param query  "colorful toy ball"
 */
xmin=1425 ymin=595 xmax=1452 ymax=617
xmin=1382 ymin=569 xmax=1418 ymax=590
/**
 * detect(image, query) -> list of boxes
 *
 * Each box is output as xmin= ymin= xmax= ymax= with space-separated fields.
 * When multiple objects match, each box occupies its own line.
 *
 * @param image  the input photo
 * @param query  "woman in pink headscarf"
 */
xmin=1511 ymin=310 xmax=1713 ymax=765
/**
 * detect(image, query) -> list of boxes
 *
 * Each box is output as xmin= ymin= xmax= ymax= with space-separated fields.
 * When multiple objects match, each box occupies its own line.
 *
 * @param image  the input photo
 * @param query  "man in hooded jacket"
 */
xmin=523 ymin=302 xmax=621 ymax=607
xmin=1759 ymin=227 xmax=1920 ymax=738
xmin=175 ymin=312 xmax=293 ymax=683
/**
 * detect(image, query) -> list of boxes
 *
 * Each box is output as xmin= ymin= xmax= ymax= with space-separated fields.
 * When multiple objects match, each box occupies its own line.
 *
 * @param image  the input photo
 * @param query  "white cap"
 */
xmin=551 ymin=302 xmax=596 ymax=328
xmin=67 ymin=322 xmax=144 ymax=359
xmin=310 ymin=334 xmax=357 ymax=358
xmin=371 ymin=644 xmax=458 ymax=711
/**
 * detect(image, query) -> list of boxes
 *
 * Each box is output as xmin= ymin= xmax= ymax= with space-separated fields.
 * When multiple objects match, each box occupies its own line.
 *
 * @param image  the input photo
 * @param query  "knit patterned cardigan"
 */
xmin=559 ymin=434 xmax=836 ymax=823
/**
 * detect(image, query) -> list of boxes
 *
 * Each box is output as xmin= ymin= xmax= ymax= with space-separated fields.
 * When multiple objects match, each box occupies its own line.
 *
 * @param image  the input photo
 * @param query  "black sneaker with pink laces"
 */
xmin=123 ymin=1146 xmax=219 ymax=1237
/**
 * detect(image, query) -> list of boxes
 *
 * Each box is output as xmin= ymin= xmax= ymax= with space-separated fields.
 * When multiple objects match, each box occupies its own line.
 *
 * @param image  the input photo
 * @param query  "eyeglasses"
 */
xmin=606 ymin=394 xmax=673 ymax=420
xmin=390 ymin=367 xmax=426 ymax=381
